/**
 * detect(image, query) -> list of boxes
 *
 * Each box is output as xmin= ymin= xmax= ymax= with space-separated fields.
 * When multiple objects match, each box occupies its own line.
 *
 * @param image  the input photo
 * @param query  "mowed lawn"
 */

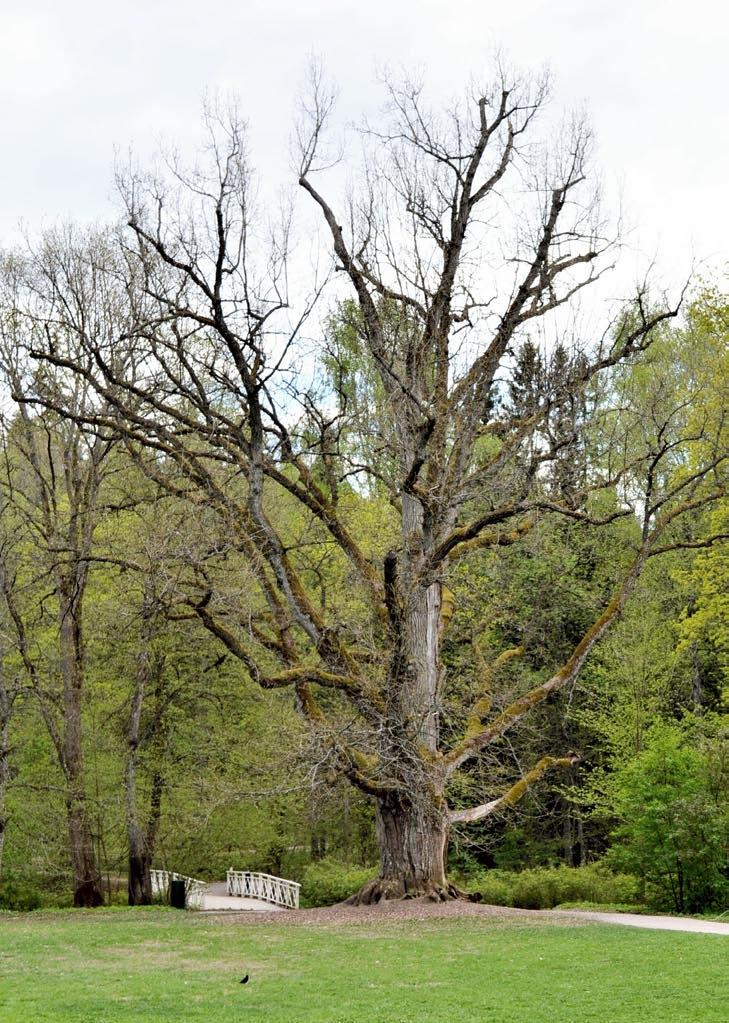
xmin=0 ymin=908 xmax=726 ymax=1023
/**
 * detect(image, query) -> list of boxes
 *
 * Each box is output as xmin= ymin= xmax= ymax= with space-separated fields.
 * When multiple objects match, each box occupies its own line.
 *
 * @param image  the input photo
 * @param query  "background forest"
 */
xmin=0 ymin=283 xmax=725 ymax=916
xmin=0 ymin=66 xmax=727 ymax=917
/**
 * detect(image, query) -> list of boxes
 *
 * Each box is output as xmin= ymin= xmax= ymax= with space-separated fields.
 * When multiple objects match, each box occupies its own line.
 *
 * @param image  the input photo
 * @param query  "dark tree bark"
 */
xmin=0 ymin=662 xmax=14 ymax=878
xmin=125 ymin=585 xmax=167 ymax=906
xmin=127 ymin=770 xmax=164 ymax=906
xmin=352 ymin=791 xmax=451 ymax=902
xmin=59 ymin=577 xmax=103 ymax=907
xmin=0 ymin=550 xmax=26 ymax=880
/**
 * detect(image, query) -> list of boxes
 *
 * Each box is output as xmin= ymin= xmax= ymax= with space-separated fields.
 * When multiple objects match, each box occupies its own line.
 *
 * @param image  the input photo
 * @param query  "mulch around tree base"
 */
xmin=200 ymin=899 xmax=586 ymax=927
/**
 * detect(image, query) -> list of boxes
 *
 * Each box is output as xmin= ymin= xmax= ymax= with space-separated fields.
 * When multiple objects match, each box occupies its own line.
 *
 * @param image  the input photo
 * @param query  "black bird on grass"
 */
xmin=240 ymin=975 xmax=249 ymax=984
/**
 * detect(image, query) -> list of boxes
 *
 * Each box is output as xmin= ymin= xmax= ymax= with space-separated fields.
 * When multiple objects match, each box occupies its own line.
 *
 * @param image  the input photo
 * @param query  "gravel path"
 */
xmin=201 ymin=898 xmax=729 ymax=934
xmin=558 ymin=910 xmax=729 ymax=935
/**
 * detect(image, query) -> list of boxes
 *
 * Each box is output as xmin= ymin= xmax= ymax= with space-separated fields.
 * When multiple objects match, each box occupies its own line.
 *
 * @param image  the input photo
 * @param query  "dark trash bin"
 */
xmin=170 ymin=878 xmax=186 ymax=910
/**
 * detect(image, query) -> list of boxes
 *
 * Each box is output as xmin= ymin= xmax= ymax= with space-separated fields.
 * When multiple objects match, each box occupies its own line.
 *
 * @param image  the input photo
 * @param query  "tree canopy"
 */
xmin=0 ymin=65 xmax=726 ymax=906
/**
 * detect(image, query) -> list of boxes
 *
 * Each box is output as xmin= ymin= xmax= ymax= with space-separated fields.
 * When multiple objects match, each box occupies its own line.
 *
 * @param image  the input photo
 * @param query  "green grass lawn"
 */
xmin=0 ymin=908 xmax=726 ymax=1022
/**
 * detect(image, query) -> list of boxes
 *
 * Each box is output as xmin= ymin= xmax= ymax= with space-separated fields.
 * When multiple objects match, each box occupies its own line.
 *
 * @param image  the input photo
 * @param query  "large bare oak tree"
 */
xmin=10 ymin=68 xmax=728 ymax=901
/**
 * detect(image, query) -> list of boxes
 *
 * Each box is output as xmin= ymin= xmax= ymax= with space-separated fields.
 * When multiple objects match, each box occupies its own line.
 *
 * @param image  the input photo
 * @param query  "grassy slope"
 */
xmin=0 ymin=909 xmax=726 ymax=1023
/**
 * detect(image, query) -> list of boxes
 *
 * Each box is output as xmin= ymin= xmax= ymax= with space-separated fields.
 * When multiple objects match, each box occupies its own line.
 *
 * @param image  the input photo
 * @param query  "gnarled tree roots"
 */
xmin=345 ymin=877 xmax=478 ymax=905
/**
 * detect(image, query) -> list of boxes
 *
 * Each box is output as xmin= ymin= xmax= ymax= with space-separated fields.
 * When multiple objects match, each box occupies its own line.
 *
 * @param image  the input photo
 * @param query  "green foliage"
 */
xmin=608 ymin=720 xmax=729 ymax=913
xmin=0 ymin=873 xmax=72 ymax=911
xmin=0 ymin=875 xmax=44 ymax=911
xmin=571 ymin=556 xmax=691 ymax=779
xmin=676 ymin=502 xmax=729 ymax=708
xmin=488 ymin=827 xmax=566 ymax=871
xmin=463 ymin=863 xmax=640 ymax=910
xmin=299 ymin=858 xmax=376 ymax=907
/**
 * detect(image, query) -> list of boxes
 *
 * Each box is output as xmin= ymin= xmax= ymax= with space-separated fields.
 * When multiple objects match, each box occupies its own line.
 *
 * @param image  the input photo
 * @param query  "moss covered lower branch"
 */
xmin=444 ymin=546 xmax=649 ymax=774
xmin=449 ymin=753 xmax=579 ymax=824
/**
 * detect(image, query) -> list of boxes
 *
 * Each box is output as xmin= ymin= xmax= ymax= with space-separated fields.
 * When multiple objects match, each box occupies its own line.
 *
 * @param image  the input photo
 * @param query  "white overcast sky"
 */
xmin=1 ymin=0 xmax=727 ymax=291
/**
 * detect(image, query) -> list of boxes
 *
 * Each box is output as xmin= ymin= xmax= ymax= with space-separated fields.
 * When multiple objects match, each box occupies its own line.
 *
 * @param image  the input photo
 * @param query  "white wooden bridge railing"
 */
xmin=226 ymin=869 xmax=301 ymax=909
xmin=150 ymin=869 xmax=207 ymax=909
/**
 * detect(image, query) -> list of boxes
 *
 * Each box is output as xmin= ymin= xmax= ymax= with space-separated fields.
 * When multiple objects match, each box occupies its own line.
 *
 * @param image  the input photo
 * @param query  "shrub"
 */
xmin=0 ymin=876 xmax=45 ymax=912
xmin=464 ymin=863 xmax=639 ymax=910
xmin=466 ymin=871 xmax=515 ymax=907
xmin=299 ymin=859 xmax=376 ymax=907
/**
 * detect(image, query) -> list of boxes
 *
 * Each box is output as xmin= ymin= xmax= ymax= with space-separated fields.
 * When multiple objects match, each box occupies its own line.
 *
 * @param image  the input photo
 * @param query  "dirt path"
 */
xmin=201 ymin=898 xmax=729 ymax=934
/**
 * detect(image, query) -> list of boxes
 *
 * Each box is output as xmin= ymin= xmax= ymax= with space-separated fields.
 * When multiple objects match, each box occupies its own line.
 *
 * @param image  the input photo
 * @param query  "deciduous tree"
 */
xmin=11 ymin=70 xmax=728 ymax=901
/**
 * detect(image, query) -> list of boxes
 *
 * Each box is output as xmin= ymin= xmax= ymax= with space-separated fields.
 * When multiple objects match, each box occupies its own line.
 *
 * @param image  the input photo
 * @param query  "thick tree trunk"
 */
xmin=402 ymin=579 xmax=441 ymax=752
xmin=350 ymin=493 xmax=457 ymax=903
xmin=377 ymin=791 xmax=448 ymax=894
xmin=348 ymin=789 xmax=460 ymax=903
xmin=399 ymin=495 xmax=441 ymax=755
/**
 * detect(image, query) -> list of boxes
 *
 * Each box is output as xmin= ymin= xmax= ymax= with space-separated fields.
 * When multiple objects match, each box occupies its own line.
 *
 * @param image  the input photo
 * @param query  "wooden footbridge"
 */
xmin=150 ymin=869 xmax=301 ymax=911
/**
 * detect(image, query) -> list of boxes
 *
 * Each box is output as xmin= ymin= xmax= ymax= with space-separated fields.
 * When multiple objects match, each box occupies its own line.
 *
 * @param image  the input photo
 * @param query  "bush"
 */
xmin=0 ymin=876 xmax=45 ymax=912
xmin=464 ymin=863 xmax=639 ymax=910
xmin=299 ymin=859 xmax=376 ymax=907
xmin=466 ymin=871 xmax=515 ymax=907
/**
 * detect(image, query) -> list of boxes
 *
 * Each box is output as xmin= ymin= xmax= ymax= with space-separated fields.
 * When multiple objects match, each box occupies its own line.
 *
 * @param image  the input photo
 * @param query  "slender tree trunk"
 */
xmin=0 ymin=681 xmax=11 ymax=880
xmin=690 ymin=642 xmax=704 ymax=713
xmin=127 ymin=822 xmax=153 ymax=906
xmin=66 ymin=790 xmax=103 ymax=907
xmin=59 ymin=580 xmax=103 ymax=908
xmin=125 ymin=630 xmax=148 ymax=905
xmin=575 ymin=815 xmax=585 ymax=866
xmin=125 ymin=750 xmax=151 ymax=905
xmin=126 ymin=772 xmax=164 ymax=904
xmin=125 ymin=598 xmax=166 ymax=905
